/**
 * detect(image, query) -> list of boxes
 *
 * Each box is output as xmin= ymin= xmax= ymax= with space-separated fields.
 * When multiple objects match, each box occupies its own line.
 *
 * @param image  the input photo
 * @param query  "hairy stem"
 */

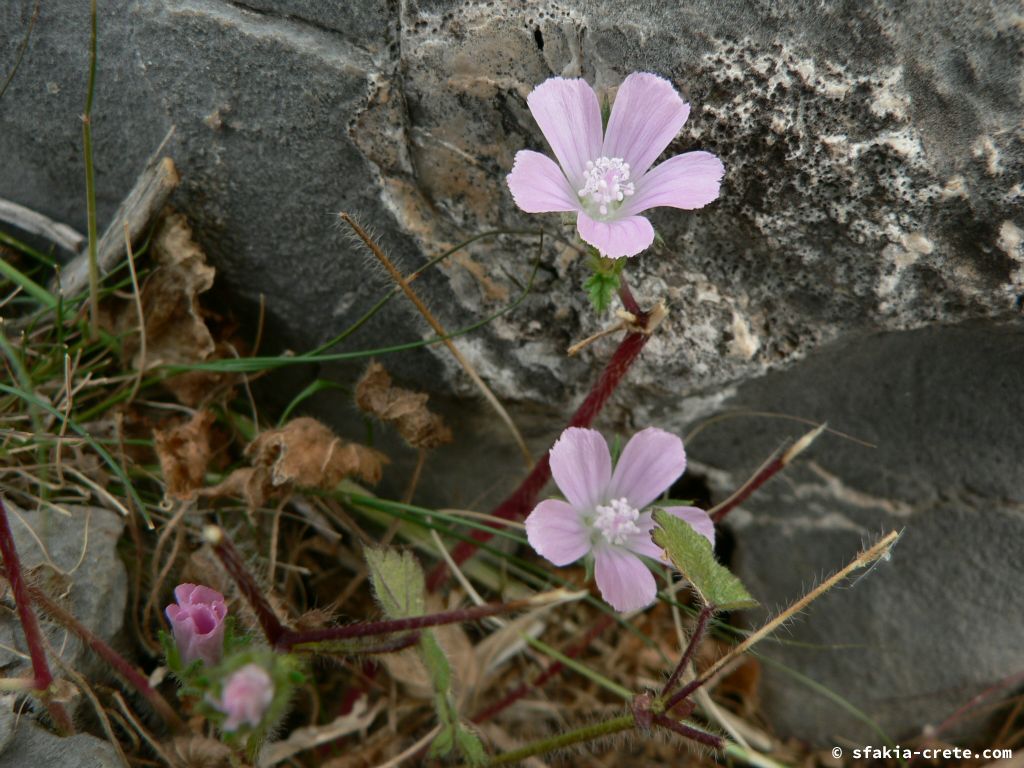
xmin=0 ymin=497 xmax=73 ymax=733
xmin=667 ymin=530 xmax=901 ymax=710
xmin=484 ymin=713 xmax=635 ymax=766
xmin=206 ymin=526 xmax=286 ymax=645
xmin=661 ymin=603 xmax=714 ymax=697
xmin=278 ymin=597 xmax=535 ymax=650
xmin=652 ymin=714 xmax=723 ymax=749
xmin=19 ymin=571 xmax=184 ymax=731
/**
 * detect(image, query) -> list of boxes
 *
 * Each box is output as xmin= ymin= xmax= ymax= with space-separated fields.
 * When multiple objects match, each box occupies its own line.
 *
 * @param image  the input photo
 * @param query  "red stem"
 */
xmin=278 ymin=598 xmax=533 ymax=650
xmin=652 ymin=713 xmax=723 ymax=749
xmin=17 ymin=572 xmax=185 ymax=731
xmin=0 ymin=497 xmax=73 ymax=733
xmin=427 ymin=326 xmax=651 ymax=590
xmin=211 ymin=528 xmax=287 ymax=645
xmin=665 ymin=675 xmax=706 ymax=712
xmin=661 ymin=603 xmax=714 ymax=697
xmin=710 ymin=454 xmax=785 ymax=524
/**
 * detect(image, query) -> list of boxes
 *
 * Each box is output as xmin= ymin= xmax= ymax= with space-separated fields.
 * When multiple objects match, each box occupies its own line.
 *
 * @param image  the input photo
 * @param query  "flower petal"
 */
xmin=507 ymin=150 xmax=580 ymax=213
xmin=608 ymin=427 xmax=686 ymax=509
xmin=549 ymin=427 xmax=612 ymax=511
xmin=527 ymin=77 xmax=603 ymax=187
xmin=662 ymin=505 xmax=716 ymax=547
xmin=525 ymin=499 xmax=592 ymax=566
xmin=628 ymin=151 xmax=724 ymax=214
xmin=594 ymin=545 xmax=657 ymax=612
xmin=602 ymin=72 xmax=690 ymax=178
xmin=576 ymin=211 xmax=654 ymax=259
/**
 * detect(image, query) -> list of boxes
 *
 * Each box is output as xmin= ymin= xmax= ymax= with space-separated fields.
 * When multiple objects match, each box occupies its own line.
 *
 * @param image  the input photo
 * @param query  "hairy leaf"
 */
xmin=652 ymin=508 xmax=757 ymax=611
xmin=365 ymin=548 xmax=425 ymax=619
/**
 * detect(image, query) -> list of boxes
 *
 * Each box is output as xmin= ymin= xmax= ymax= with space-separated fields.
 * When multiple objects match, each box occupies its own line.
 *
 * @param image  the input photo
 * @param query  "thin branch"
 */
xmin=652 ymin=714 xmax=723 ymax=750
xmin=661 ymin=603 xmax=714 ymax=697
xmin=205 ymin=525 xmax=287 ymax=645
xmin=340 ymin=212 xmax=534 ymax=468
xmin=667 ymin=530 xmax=900 ymax=710
xmin=278 ymin=597 xmax=542 ymax=650
xmin=710 ymin=423 xmax=826 ymax=523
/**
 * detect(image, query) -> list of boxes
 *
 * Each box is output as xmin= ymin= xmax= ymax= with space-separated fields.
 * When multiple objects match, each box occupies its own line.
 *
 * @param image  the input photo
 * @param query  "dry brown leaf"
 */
xmin=105 ymin=212 xmax=234 ymax=406
xmin=154 ymin=410 xmax=216 ymax=500
xmin=201 ymin=466 xmax=272 ymax=508
xmin=249 ymin=417 xmax=387 ymax=488
xmin=355 ymin=361 xmax=453 ymax=450
xmin=202 ymin=418 xmax=387 ymax=507
xmin=127 ymin=213 xmax=215 ymax=369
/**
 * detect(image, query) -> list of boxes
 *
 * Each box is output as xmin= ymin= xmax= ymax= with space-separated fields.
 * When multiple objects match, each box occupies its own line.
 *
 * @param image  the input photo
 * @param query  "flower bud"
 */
xmin=165 ymin=583 xmax=228 ymax=666
xmin=215 ymin=664 xmax=274 ymax=731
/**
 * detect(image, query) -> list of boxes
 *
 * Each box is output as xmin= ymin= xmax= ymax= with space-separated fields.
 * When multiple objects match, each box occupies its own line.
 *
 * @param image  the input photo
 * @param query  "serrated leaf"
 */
xmin=365 ymin=548 xmax=425 ymax=619
xmin=652 ymin=508 xmax=758 ymax=611
xmin=455 ymin=725 xmax=487 ymax=765
xmin=584 ymin=271 xmax=619 ymax=313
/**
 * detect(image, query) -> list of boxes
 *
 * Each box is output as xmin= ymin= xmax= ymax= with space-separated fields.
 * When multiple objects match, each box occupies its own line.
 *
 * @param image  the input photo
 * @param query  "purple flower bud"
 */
xmin=165 ymin=583 xmax=227 ymax=666
xmin=215 ymin=664 xmax=274 ymax=731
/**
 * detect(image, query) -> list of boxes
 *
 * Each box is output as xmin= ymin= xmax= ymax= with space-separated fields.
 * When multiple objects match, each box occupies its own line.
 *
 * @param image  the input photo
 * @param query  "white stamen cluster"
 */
xmin=578 ymin=156 xmax=635 ymax=216
xmin=593 ymin=497 xmax=641 ymax=546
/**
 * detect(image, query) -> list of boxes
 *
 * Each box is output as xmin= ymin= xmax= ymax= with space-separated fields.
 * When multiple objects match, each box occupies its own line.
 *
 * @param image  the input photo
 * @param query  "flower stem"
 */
xmin=277 ymin=597 xmax=535 ymax=650
xmin=205 ymin=526 xmax=287 ymax=645
xmin=617 ymin=273 xmax=642 ymax=317
xmin=661 ymin=603 xmax=714 ymax=697
xmin=0 ymin=497 xmax=73 ymax=734
xmin=18 ymin=570 xmax=185 ymax=731
xmin=427 ymin=326 xmax=652 ymax=590
xmin=652 ymin=714 xmax=723 ymax=749
xmin=484 ymin=713 xmax=636 ymax=766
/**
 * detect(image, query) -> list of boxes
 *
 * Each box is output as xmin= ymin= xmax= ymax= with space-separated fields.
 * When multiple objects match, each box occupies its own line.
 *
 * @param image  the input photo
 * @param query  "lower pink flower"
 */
xmin=215 ymin=663 xmax=274 ymax=732
xmin=525 ymin=427 xmax=714 ymax=612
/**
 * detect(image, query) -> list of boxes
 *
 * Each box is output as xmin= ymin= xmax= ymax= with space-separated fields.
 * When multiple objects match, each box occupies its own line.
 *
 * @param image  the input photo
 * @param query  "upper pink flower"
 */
xmin=214 ymin=663 xmax=274 ymax=731
xmin=165 ymin=583 xmax=227 ymax=667
xmin=507 ymin=73 xmax=724 ymax=259
xmin=525 ymin=427 xmax=715 ymax=612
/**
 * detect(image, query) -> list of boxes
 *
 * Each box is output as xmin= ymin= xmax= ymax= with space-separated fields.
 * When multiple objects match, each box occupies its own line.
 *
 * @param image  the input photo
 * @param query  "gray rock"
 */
xmin=0 ymin=700 xmax=122 ymax=767
xmin=683 ymin=321 xmax=1024 ymax=745
xmin=0 ymin=504 xmax=127 ymax=698
xmin=2 ymin=0 xmax=1022 ymax=745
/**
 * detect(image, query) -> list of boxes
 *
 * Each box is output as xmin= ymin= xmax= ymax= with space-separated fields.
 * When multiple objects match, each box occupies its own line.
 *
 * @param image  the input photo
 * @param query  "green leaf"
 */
xmin=365 ymin=548 xmax=425 ymax=619
xmin=455 ymin=725 xmax=487 ymax=765
xmin=652 ymin=508 xmax=758 ymax=611
xmin=584 ymin=270 xmax=620 ymax=313
xmin=419 ymin=632 xmax=452 ymax=693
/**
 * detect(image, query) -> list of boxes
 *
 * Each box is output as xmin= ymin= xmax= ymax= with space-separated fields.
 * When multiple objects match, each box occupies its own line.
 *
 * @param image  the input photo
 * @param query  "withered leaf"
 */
xmin=355 ymin=361 xmax=452 ymax=450
xmin=203 ymin=418 xmax=387 ymax=508
xmin=154 ymin=410 xmax=216 ymax=500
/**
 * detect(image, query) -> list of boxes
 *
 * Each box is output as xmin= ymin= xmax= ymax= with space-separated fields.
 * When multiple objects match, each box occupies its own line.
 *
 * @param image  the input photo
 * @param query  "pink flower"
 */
xmin=214 ymin=663 xmax=274 ymax=732
xmin=165 ymin=583 xmax=227 ymax=667
xmin=525 ymin=427 xmax=714 ymax=612
xmin=507 ymin=73 xmax=724 ymax=259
